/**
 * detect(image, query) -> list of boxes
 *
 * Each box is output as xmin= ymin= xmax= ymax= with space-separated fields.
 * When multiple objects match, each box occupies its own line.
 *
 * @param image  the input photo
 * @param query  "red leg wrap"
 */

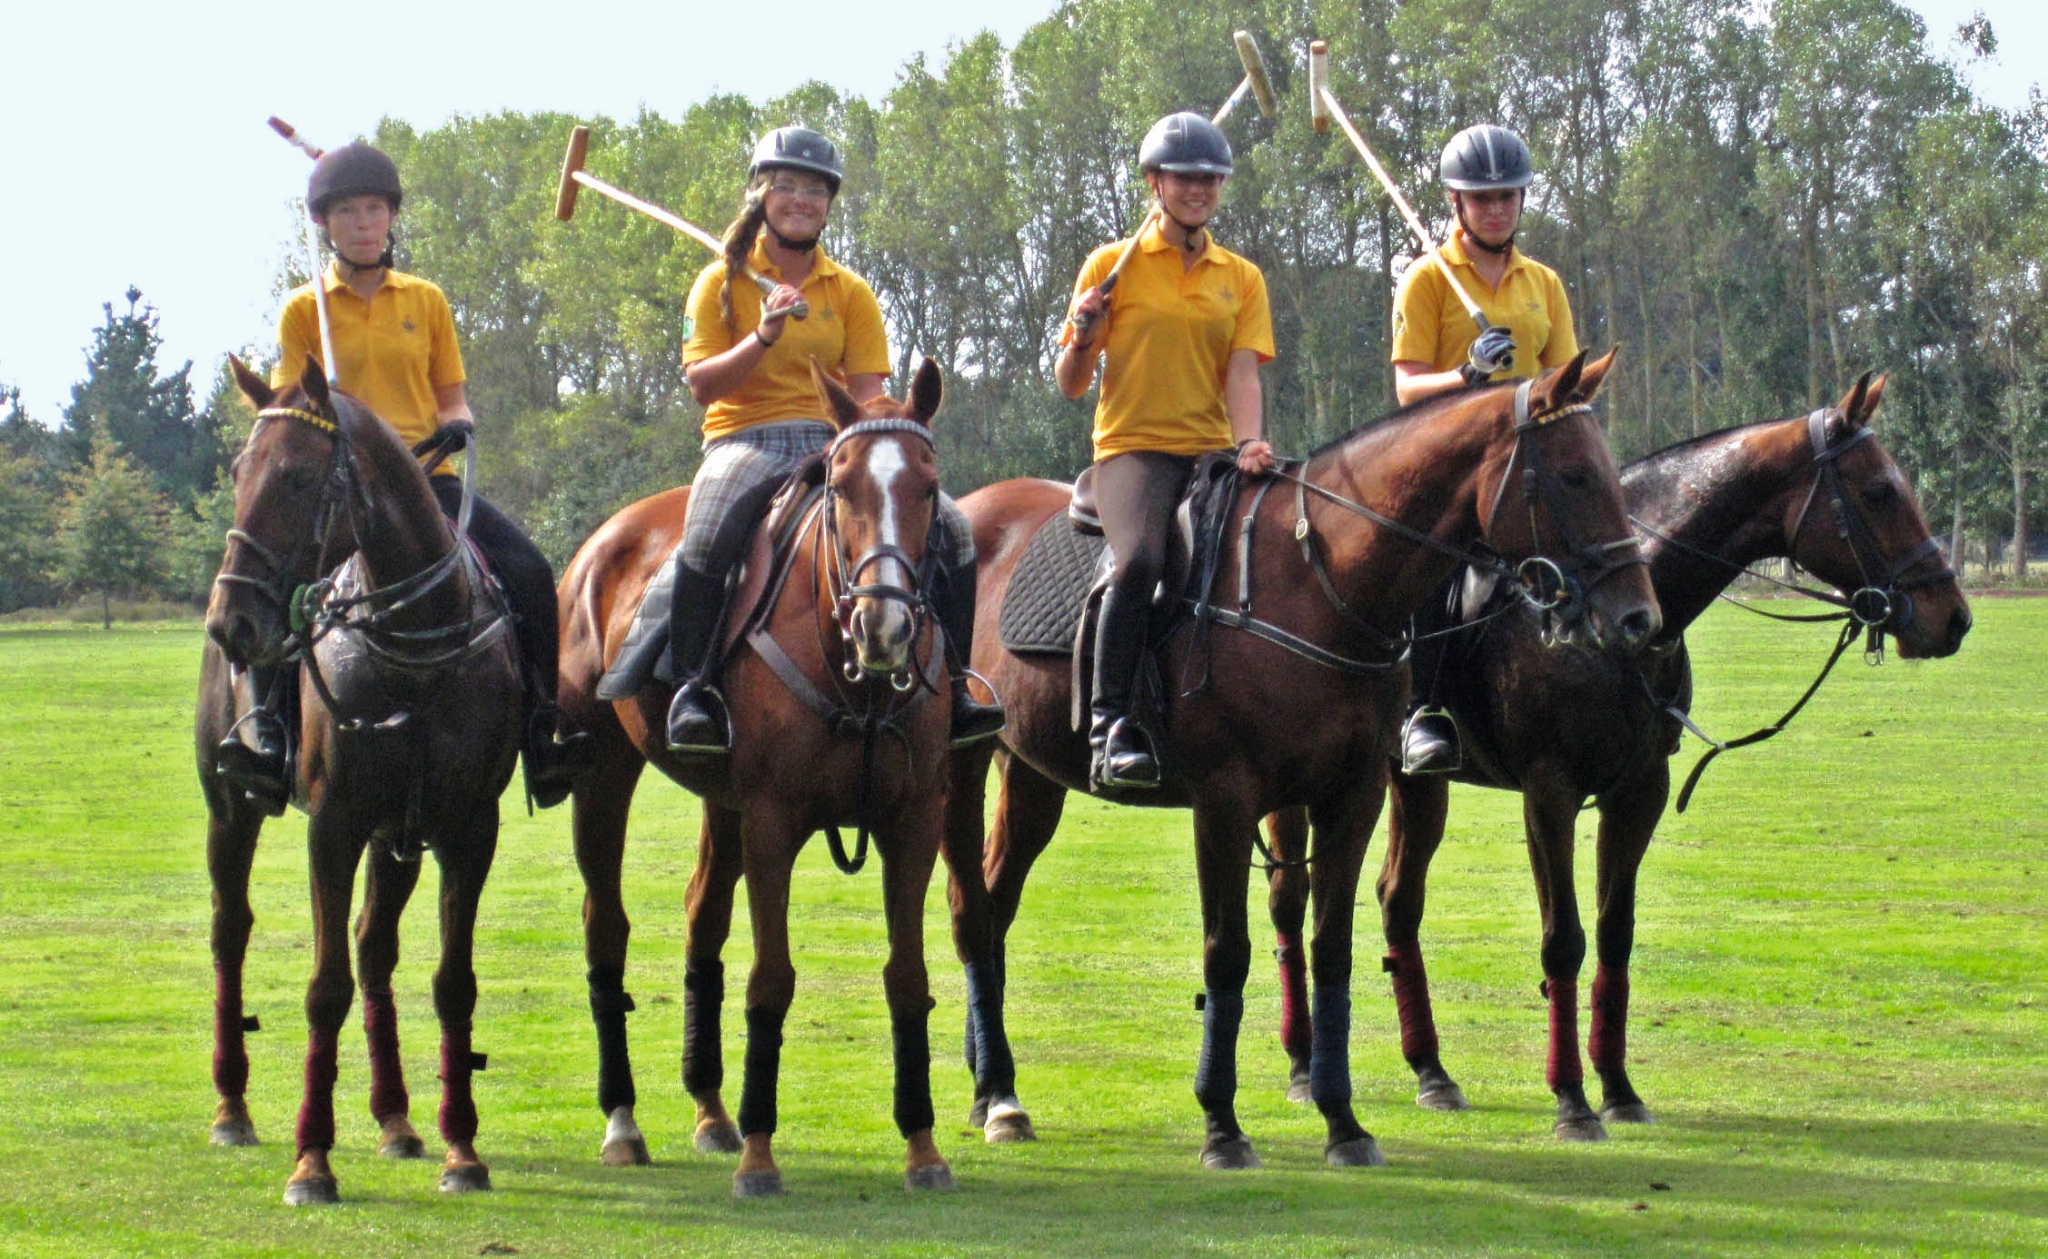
xmin=1275 ymin=935 xmax=1310 ymax=1063
xmin=438 ymin=1026 xmax=477 ymax=1146
xmin=362 ymin=985 xmax=408 ymax=1122
xmin=213 ymin=964 xmax=248 ymax=1099
xmin=295 ymin=1024 xmax=340 ymax=1154
xmin=1384 ymin=941 xmax=1440 ymax=1066
xmin=1544 ymin=977 xmax=1583 ymax=1089
xmin=1588 ymin=967 xmax=1629 ymax=1076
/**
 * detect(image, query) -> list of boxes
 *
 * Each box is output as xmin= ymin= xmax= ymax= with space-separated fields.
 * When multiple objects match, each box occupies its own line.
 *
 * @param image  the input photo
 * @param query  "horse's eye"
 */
xmin=1862 ymin=481 xmax=1896 ymax=511
xmin=1558 ymin=467 xmax=1591 ymax=491
xmin=284 ymin=467 xmax=318 ymax=494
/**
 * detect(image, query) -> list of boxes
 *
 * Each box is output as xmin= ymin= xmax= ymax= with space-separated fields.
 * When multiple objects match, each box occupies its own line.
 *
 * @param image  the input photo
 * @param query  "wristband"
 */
xmin=754 ymin=328 xmax=778 ymax=349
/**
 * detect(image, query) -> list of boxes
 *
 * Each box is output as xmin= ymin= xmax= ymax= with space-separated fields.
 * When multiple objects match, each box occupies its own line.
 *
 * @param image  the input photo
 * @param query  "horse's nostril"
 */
xmin=1621 ymin=608 xmax=1657 ymax=647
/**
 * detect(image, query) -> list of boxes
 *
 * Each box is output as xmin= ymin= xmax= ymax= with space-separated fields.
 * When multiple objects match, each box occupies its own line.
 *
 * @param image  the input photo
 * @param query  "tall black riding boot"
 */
xmin=664 ymin=561 xmax=732 ymax=754
xmin=216 ymin=664 xmax=290 ymax=817
xmin=1087 ymin=585 xmax=1159 ymax=789
xmin=525 ymin=689 xmax=597 ymax=809
xmin=936 ymin=556 xmax=1004 ymax=748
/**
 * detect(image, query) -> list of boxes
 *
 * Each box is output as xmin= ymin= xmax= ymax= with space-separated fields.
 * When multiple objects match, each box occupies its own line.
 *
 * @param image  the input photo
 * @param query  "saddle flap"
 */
xmin=1068 ymin=465 xmax=1103 ymax=535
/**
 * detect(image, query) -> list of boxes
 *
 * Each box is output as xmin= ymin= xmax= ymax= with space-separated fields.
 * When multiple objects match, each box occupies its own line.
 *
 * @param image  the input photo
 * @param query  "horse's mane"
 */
xmin=1305 ymin=379 xmax=1520 ymax=462
xmin=1619 ymin=416 xmax=1789 ymax=501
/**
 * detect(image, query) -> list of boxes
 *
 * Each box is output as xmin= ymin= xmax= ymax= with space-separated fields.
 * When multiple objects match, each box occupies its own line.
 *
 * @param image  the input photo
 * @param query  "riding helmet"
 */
xmin=1439 ymin=125 xmax=1533 ymax=191
xmin=1139 ymin=112 xmax=1234 ymax=177
xmin=749 ymin=127 xmax=844 ymax=195
xmin=307 ymin=143 xmax=404 ymax=216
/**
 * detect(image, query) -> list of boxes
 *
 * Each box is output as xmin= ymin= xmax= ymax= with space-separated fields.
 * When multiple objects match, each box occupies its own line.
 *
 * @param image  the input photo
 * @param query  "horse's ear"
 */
xmin=1529 ymin=348 xmax=1586 ymax=413
xmin=810 ymin=357 xmax=864 ymax=431
xmin=908 ymin=357 xmax=942 ymax=428
xmin=230 ymin=355 xmax=273 ymax=412
xmin=1572 ymin=347 xmax=1618 ymax=403
xmin=1837 ymin=370 xmax=1885 ymax=429
xmin=300 ymin=355 xmax=331 ymax=412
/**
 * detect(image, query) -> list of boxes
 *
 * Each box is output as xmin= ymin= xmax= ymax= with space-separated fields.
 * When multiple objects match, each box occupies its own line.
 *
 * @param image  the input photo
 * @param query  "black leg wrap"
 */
xmin=890 ymin=1004 xmax=937 ymax=1139
xmin=680 ymin=962 xmax=725 ymax=1097
xmin=962 ymin=959 xmax=1016 ymax=1100
xmin=735 ymin=1004 xmax=786 ymax=1138
xmin=587 ymin=965 xmax=637 ymax=1115
xmin=1310 ymin=984 xmax=1353 ymax=1111
xmin=1191 ymin=988 xmax=1244 ymax=1112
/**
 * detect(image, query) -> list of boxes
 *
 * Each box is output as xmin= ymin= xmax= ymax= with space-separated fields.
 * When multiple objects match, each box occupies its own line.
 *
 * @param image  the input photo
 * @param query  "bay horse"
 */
xmin=1261 ymin=371 xmax=1972 ymax=1139
xmin=944 ymin=350 xmax=1662 ymax=1169
xmin=556 ymin=360 xmax=962 ymax=1196
xmin=198 ymin=357 xmax=522 ymax=1203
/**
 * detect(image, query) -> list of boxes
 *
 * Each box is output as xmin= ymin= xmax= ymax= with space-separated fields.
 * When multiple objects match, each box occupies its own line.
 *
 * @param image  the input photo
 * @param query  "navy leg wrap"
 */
xmin=735 ymin=1004 xmax=785 ymax=1138
xmin=587 ymin=966 xmax=637 ymax=1115
xmin=962 ymin=958 xmax=1017 ymax=1099
xmin=680 ymin=962 xmax=725 ymax=1097
xmin=1309 ymin=984 xmax=1353 ymax=1108
xmin=1192 ymin=988 xmax=1244 ymax=1111
xmin=890 ymin=1005 xmax=936 ymax=1138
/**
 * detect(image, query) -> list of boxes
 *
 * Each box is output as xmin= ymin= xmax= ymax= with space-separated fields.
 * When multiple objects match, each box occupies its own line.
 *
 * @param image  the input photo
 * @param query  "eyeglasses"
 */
xmin=768 ymin=178 xmax=831 ymax=202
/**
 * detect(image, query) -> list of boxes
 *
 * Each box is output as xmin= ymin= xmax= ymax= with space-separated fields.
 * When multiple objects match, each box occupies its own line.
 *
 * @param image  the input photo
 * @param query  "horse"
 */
xmin=556 ymin=360 xmax=964 ymax=1197
xmin=941 ymin=350 xmax=1663 ymax=1169
xmin=1260 ymin=371 xmax=1972 ymax=1139
xmin=198 ymin=357 xmax=523 ymax=1204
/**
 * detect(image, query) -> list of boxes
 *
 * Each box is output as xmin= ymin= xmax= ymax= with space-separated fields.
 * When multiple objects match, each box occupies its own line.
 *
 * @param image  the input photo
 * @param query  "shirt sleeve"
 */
xmin=682 ymin=262 xmax=738 ymax=366
xmin=273 ymin=289 xmax=321 ymax=388
xmin=423 ymin=284 xmax=466 ymax=389
xmin=1232 ymin=261 xmax=1276 ymax=363
xmin=1389 ymin=258 xmax=1445 ymax=366
xmin=840 ymin=279 xmax=891 ymax=378
xmin=1537 ymin=270 xmax=1581 ymax=368
xmin=1058 ymin=244 xmax=1119 ymax=348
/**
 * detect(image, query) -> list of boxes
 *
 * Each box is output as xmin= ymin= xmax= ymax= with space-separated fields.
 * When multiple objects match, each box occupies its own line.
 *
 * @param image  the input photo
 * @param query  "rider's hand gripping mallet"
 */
xmin=1308 ymin=40 xmax=1493 ymax=334
xmin=555 ymin=125 xmax=807 ymax=322
xmin=266 ymin=116 xmax=343 ymax=387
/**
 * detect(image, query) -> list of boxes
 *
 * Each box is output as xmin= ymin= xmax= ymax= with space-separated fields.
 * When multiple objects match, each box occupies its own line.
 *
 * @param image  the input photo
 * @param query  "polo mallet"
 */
xmin=1070 ymin=31 xmax=1278 ymax=344
xmin=555 ymin=125 xmax=806 ymax=321
xmin=265 ymin=116 xmax=343 ymax=386
xmin=1307 ymin=40 xmax=1492 ymax=333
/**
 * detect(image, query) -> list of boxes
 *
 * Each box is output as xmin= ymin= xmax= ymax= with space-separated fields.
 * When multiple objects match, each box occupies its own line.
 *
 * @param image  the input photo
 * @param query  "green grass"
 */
xmin=0 ymin=602 xmax=2041 ymax=1258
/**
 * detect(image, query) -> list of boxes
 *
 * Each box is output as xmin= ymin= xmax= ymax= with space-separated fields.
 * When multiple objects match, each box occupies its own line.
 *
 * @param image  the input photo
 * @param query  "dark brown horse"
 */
xmin=1262 ymin=372 xmax=1972 ymax=1139
xmin=943 ymin=351 xmax=1662 ymax=1169
xmin=199 ymin=358 xmax=522 ymax=1203
xmin=557 ymin=360 xmax=963 ymax=1196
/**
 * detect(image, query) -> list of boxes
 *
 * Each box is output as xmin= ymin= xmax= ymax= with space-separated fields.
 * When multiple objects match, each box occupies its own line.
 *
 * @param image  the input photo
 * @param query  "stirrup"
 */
xmin=1091 ymin=717 xmax=1161 ymax=790
xmin=1400 ymin=706 xmax=1462 ymax=775
xmin=665 ymin=682 xmax=730 ymax=756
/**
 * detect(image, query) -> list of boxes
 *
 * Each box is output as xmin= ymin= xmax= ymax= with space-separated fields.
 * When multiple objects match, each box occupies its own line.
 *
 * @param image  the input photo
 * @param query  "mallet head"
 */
xmin=1234 ymin=32 xmax=1279 ymax=121
xmin=1308 ymin=40 xmax=1330 ymax=134
xmin=555 ymin=125 xmax=590 ymax=222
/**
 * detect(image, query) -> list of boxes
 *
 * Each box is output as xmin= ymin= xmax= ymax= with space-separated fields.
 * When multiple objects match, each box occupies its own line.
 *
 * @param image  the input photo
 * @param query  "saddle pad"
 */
xmin=998 ymin=514 xmax=1108 ymax=656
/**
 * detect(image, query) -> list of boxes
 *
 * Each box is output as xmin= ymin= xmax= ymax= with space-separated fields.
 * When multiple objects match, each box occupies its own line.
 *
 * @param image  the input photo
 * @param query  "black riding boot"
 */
xmin=1399 ymin=707 xmax=1461 ymax=774
xmin=936 ymin=556 xmax=1004 ymax=748
xmin=1087 ymin=585 xmax=1159 ymax=789
xmin=525 ymin=691 xmax=597 ymax=809
xmin=665 ymin=561 xmax=732 ymax=754
xmin=216 ymin=664 xmax=290 ymax=817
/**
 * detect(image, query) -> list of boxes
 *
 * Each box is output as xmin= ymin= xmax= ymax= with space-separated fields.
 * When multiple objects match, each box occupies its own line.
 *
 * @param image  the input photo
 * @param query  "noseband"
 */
xmin=212 ymin=405 xmax=364 ymax=631
xmin=822 ymin=418 xmax=938 ymax=689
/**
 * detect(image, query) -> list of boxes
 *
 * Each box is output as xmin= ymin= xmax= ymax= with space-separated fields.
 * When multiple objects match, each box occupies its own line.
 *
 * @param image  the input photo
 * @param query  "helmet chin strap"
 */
xmin=1455 ymin=197 xmax=1516 ymax=257
xmin=327 ymin=232 xmax=395 ymax=276
xmin=1160 ymin=205 xmax=1207 ymax=254
xmin=767 ymin=224 xmax=819 ymax=253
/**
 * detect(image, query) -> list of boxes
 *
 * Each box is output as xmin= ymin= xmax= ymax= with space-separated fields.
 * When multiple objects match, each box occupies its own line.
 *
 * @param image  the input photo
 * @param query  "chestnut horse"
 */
xmin=199 ymin=358 xmax=522 ymax=1203
xmin=556 ymin=360 xmax=963 ymax=1196
xmin=1262 ymin=372 xmax=1972 ymax=1139
xmin=944 ymin=351 xmax=1662 ymax=1169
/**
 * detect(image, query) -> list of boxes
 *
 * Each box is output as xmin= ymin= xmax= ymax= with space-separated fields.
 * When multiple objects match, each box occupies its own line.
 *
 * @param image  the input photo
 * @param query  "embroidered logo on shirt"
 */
xmin=820 ymin=307 xmax=838 ymax=322
xmin=402 ymin=318 xmax=418 ymax=333
xmin=1219 ymin=288 xmax=1235 ymax=302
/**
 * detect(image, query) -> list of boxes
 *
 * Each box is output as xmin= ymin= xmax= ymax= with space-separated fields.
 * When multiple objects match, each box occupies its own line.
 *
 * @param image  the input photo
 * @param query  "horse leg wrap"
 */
xmin=1191 ymin=989 xmax=1244 ymax=1112
xmin=1276 ymin=937 xmax=1310 ymax=1067
xmin=588 ymin=965 xmax=638 ymax=1114
xmin=1309 ymin=984 xmax=1353 ymax=1108
xmin=295 ymin=1023 xmax=340 ymax=1154
xmin=962 ymin=959 xmax=1016 ymax=1099
xmin=362 ymin=984 xmax=408 ymax=1122
xmin=890 ymin=1004 xmax=937 ymax=1139
xmin=1542 ymin=977 xmax=1583 ymax=1090
xmin=437 ymin=1024 xmax=479 ymax=1146
xmin=213 ymin=963 xmax=249 ymax=1099
xmin=1588 ymin=967 xmax=1629 ymax=1077
xmin=1384 ymin=942 xmax=1442 ymax=1068
xmin=679 ymin=962 xmax=722 ymax=1098
xmin=735 ymin=1005 xmax=786 ymax=1138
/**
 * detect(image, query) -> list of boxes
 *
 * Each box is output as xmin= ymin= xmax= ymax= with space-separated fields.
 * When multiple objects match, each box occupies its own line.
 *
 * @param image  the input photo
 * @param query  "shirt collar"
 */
xmin=748 ymin=234 xmax=839 ymax=283
xmin=1441 ymin=230 xmax=1522 ymax=276
xmin=321 ymin=262 xmax=411 ymax=295
xmin=1138 ymin=216 xmax=1220 ymax=265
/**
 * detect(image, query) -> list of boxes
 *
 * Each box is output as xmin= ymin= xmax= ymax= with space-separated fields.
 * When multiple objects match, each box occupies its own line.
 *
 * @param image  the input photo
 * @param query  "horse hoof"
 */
xmin=694 ymin=1121 xmax=743 ymax=1155
xmin=1326 ymin=1136 xmax=1387 ymax=1168
xmin=210 ymin=1118 xmax=259 ymax=1147
xmin=1285 ymin=1070 xmax=1312 ymax=1105
xmin=282 ymin=1175 xmax=339 ymax=1206
xmin=905 ymin=1162 xmax=958 ymax=1192
xmin=1602 ymin=1101 xmax=1655 ymax=1125
xmin=1554 ymin=1116 xmax=1609 ymax=1143
xmin=733 ymin=1169 xmax=784 ymax=1199
xmin=1417 ymin=1081 xmax=1471 ymax=1112
xmin=378 ymin=1134 xmax=428 ymax=1160
xmin=1199 ymin=1135 xmax=1263 ymax=1171
xmin=602 ymin=1136 xmax=651 ymax=1166
xmin=439 ymin=1162 xmax=493 ymax=1194
xmin=982 ymin=1097 xmax=1035 ymax=1144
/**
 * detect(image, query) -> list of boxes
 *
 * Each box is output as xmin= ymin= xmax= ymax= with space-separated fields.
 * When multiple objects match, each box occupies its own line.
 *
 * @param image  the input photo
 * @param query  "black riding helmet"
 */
xmin=1439 ymin=125 xmax=1532 ymax=191
xmin=1139 ymin=112 xmax=1234 ymax=177
xmin=749 ymin=127 xmax=844 ymax=196
xmin=307 ymin=144 xmax=403 ymax=217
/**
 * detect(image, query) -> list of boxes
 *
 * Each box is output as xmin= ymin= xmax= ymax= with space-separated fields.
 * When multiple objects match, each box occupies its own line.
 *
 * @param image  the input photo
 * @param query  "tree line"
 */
xmin=3 ymin=0 xmax=2042 ymax=618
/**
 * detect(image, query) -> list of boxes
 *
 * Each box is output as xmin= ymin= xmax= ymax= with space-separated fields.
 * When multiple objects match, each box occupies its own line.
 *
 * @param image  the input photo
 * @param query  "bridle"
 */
xmin=211 ymin=404 xmax=362 ymax=633
xmin=822 ymin=418 xmax=939 ymax=688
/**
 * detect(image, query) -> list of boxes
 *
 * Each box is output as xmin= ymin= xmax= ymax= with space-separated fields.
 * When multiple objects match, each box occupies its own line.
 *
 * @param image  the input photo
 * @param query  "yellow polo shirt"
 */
xmin=682 ymin=239 xmax=891 ymax=442
xmin=1390 ymin=232 xmax=1578 ymax=381
xmin=276 ymin=265 xmax=465 ymax=471
xmin=1071 ymin=222 xmax=1275 ymax=460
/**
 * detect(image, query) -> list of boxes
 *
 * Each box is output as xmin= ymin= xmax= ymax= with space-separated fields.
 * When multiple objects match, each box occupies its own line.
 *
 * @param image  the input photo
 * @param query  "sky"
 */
xmin=1 ymin=0 xmax=2039 ymax=427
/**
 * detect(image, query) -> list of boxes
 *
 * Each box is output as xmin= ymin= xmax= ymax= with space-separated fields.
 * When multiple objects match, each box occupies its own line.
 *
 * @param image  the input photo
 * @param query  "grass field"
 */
xmin=0 ymin=600 xmax=2041 ymax=1258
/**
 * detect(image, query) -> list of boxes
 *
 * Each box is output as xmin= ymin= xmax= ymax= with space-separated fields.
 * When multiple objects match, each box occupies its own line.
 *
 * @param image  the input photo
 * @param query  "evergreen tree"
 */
xmin=56 ymin=436 xmax=175 ymax=628
xmin=60 ymin=288 xmax=227 ymax=508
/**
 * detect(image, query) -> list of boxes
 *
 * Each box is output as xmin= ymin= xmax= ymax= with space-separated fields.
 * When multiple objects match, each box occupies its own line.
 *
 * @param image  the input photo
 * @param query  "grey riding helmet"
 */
xmin=1138 ymin=112 xmax=1234 ymax=177
xmin=1439 ymin=125 xmax=1532 ymax=191
xmin=308 ymin=144 xmax=403 ymax=216
xmin=749 ymin=127 xmax=844 ymax=195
